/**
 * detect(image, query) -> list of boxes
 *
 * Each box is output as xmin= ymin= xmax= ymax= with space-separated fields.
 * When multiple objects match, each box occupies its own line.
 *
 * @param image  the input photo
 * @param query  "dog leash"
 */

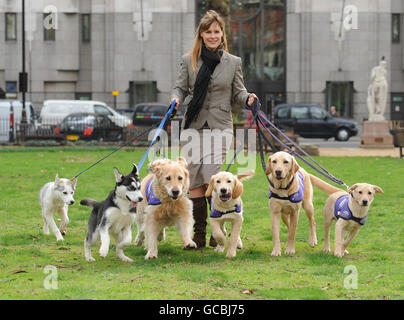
xmin=250 ymin=98 xmax=349 ymax=189
xmin=137 ymin=100 xmax=176 ymax=171
xmin=72 ymin=101 xmax=176 ymax=179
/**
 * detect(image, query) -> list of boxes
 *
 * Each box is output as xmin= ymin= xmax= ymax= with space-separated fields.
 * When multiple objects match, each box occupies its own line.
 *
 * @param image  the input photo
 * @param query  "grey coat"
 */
xmin=171 ymin=50 xmax=250 ymax=130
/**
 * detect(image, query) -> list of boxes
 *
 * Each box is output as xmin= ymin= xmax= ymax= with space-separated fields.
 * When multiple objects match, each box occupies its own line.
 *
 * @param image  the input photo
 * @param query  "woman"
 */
xmin=171 ymin=10 xmax=257 ymax=248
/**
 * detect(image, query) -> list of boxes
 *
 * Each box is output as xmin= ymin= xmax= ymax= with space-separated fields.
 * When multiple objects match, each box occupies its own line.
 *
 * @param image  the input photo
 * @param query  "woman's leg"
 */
xmin=189 ymin=185 xmax=208 ymax=248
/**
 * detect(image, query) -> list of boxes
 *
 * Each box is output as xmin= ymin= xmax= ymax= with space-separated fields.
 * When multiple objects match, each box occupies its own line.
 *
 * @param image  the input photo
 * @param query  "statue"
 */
xmin=367 ymin=57 xmax=388 ymax=121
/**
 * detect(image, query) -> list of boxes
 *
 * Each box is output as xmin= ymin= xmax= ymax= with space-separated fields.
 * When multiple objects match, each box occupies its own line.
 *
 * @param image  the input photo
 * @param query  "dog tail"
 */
xmin=80 ymin=198 xmax=99 ymax=208
xmin=309 ymin=174 xmax=343 ymax=195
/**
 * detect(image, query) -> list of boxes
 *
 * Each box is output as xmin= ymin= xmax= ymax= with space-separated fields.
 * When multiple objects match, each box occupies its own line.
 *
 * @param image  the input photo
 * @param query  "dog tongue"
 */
xmin=131 ymin=201 xmax=137 ymax=208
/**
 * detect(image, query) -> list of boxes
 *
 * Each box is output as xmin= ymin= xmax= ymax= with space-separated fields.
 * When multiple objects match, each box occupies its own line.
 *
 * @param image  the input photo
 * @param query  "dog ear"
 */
xmin=113 ymin=167 xmax=123 ymax=183
xmin=232 ymin=178 xmax=244 ymax=199
xmin=265 ymin=157 xmax=271 ymax=175
xmin=236 ymin=170 xmax=255 ymax=181
xmin=373 ymin=185 xmax=384 ymax=194
xmin=131 ymin=163 xmax=138 ymax=175
xmin=150 ymin=160 xmax=164 ymax=176
xmin=177 ymin=157 xmax=188 ymax=168
xmin=348 ymin=183 xmax=359 ymax=193
xmin=292 ymin=157 xmax=300 ymax=174
xmin=55 ymin=174 xmax=60 ymax=183
xmin=70 ymin=177 xmax=77 ymax=189
xmin=205 ymin=176 xmax=215 ymax=198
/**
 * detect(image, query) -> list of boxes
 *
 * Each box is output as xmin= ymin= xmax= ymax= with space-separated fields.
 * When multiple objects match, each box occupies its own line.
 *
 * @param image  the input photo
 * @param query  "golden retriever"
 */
xmin=266 ymin=151 xmax=342 ymax=256
xmin=205 ymin=170 xmax=255 ymax=258
xmin=134 ymin=157 xmax=197 ymax=259
xmin=323 ymin=183 xmax=383 ymax=257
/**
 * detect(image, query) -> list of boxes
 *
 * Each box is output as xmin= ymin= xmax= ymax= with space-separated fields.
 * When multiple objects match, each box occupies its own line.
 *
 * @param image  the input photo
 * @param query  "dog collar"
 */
xmin=334 ymin=195 xmax=367 ymax=225
xmin=268 ymin=175 xmax=295 ymax=190
xmin=269 ymin=171 xmax=304 ymax=203
xmin=209 ymin=198 xmax=242 ymax=218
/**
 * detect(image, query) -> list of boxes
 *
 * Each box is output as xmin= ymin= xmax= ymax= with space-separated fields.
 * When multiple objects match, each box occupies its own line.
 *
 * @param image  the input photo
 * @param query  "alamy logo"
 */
xmin=343 ymin=5 xmax=358 ymax=31
xmin=344 ymin=265 xmax=358 ymax=289
xmin=43 ymin=265 xmax=58 ymax=290
xmin=43 ymin=5 xmax=58 ymax=30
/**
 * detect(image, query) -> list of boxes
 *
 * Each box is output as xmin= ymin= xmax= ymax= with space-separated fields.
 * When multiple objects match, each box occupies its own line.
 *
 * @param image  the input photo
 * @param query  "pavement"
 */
xmin=299 ymin=136 xmax=402 ymax=158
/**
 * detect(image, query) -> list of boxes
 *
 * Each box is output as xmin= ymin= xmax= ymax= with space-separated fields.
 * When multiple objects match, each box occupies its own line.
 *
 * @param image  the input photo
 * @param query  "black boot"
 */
xmin=190 ymin=196 xmax=207 ymax=249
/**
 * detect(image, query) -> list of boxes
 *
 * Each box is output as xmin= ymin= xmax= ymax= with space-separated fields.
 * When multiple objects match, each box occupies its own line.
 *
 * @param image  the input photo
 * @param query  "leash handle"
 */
xmin=137 ymin=100 xmax=176 ymax=171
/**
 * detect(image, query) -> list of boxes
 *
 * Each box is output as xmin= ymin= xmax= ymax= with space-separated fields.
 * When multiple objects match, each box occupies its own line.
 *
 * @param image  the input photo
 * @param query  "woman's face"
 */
xmin=200 ymin=21 xmax=223 ymax=51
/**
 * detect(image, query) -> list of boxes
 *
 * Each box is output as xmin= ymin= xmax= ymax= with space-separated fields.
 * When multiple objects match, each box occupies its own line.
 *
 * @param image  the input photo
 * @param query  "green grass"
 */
xmin=0 ymin=147 xmax=403 ymax=300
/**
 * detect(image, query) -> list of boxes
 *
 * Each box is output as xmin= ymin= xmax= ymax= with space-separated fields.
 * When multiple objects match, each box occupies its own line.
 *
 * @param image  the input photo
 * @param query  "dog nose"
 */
xmin=172 ymin=190 xmax=180 ymax=196
xmin=275 ymin=170 xmax=282 ymax=176
xmin=220 ymin=188 xmax=227 ymax=194
xmin=362 ymin=200 xmax=368 ymax=206
xmin=138 ymin=196 xmax=144 ymax=202
xmin=70 ymin=200 xmax=75 ymax=205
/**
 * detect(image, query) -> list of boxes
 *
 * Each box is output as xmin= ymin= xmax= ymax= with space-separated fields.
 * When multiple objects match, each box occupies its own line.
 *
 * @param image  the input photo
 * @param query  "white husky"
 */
xmin=39 ymin=174 xmax=77 ymax=241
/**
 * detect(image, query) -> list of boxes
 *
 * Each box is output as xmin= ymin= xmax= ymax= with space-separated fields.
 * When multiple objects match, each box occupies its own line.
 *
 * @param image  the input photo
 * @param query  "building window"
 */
xmin=129 ymin=81 xmax=157 ymax=107
xmin=392 ymin=14 xmax=400 ymax=43
xmin=43 ymin=13 xmax=56 ymax=41
xmin=81 ymin=14 xmax=91 ymax=42
xmin=5 ymin=81 xmax=17 ymax=99
xmin=5 ymin=13 xmax=17 ymax=40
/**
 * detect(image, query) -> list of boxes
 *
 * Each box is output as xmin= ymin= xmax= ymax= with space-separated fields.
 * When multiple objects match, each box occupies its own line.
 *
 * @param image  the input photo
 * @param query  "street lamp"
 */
xmin=20 ymin=0 xmax=28 ymax=124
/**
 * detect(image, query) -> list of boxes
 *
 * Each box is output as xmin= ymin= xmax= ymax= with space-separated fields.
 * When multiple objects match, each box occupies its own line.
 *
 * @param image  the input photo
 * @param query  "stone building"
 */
xmin=1 ymin=0 xmax=404 ymax=123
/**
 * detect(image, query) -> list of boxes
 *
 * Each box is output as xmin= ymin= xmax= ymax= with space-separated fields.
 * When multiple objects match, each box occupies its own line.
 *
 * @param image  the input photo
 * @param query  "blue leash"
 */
xmin=137 ymin=100 xmax=176 ymax=171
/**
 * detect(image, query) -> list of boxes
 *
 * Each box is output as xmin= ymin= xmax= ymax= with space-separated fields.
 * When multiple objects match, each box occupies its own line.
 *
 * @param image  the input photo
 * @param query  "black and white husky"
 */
xmin=39 ymin=174 xmax=77 ymax=241
xmin=80 ymin=164 xmax=143 ymax=262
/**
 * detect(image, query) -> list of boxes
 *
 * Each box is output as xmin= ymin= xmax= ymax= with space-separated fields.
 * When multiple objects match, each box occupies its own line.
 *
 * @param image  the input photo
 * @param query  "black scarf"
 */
xmin=184 ymin=45 xmax=222 ymax=129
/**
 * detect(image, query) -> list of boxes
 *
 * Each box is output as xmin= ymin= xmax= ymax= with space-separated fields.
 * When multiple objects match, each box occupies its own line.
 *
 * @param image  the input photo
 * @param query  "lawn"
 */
xmin=0 ymin=146 xmax=403 ymax=300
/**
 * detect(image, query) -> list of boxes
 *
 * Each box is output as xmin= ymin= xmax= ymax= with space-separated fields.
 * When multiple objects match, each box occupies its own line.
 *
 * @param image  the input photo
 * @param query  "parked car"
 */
xmin=0 ymin=100 xmax=37 ymax=142
xmin=116 ymin=108 xmax=135 ymax=124
xmin=132 ymin=103 xmax=183 ymax=128
xmin=273 ymin=104 xmax=358 ymax=141
xmin=56 ymin=113 xmax=123 ymax=141
xmin=40 ymin=100 xmax=131 ymax=127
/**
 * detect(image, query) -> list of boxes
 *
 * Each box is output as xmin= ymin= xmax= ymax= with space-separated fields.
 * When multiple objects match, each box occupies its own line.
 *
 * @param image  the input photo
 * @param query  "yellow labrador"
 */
xmin=205 ymin=170 xmax=254 ymax=258
xmin=323 ymin=183 xmax=383 ymax=257
xmin=266 ymin=151 xmax=342 ymax=256
xmin=135 ymin=157 xmax=197 ymax=259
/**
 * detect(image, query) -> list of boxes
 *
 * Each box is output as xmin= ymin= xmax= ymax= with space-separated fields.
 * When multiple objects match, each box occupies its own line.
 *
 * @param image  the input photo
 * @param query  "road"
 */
xmin=299 ymin=136 xmax=360 ymax=148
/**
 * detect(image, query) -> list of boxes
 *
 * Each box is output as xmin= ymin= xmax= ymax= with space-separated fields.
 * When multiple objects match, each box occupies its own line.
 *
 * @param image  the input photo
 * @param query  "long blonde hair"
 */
xmin=190 ymin=10 xmax=228 ymax=72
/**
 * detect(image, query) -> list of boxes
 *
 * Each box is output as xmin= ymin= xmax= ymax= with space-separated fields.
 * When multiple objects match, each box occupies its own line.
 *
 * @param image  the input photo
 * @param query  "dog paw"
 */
xmin=86 ymin=257 xmax=96 ymax=262
xmin=145 ymin=253 xmax=157 ymax=260
xmin=285 ymin=247 xmax=295 ymax=255
xmin=215 ymin=245 xmax=225 ymax=253
xmin=334 ymin=251 xmax=344 ymax=258
xmin=120 ymin=256 xmax=134 ymax=263
xmin=56 ymin=236 xmax=64 ymax=241
xmin=309 ymin=238 xmax=318 ymax=248
xmin=185 ymin=240 xmax=197 ymax=248
xmin=226 ymin=251 xmax=236 ymax=259
xmin=99 ymin=249 xmax=108 ymax=258
xmin=271 ymin=248 xmax=282 ymax=257
xmin=323 ymin=247 xmax=331 ymax=254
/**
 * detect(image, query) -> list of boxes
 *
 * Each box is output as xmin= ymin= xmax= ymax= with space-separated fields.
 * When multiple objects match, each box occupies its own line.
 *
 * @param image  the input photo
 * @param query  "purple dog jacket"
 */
xmin=334 ymin=195 xmax=367 ymax=225
xmin=269 ymin=171 xmax=304 ymax=203
xmin=145 ymin=179 xmax=161 ymax=205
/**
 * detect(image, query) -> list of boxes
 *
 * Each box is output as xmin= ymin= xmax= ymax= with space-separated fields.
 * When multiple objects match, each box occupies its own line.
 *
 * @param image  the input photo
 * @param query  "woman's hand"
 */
xmin=247 ymin=93 xmax=258 ymax=107
xmin=171 ymin=97 xmax=180 ymax=110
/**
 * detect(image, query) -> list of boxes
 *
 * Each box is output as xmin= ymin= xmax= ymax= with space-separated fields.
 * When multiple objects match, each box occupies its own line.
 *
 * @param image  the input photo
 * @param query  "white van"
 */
xmin=0 ymin=100 xmax=36 ymax=142
xmin=40 ymin=100 xmax=131 ymax=127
